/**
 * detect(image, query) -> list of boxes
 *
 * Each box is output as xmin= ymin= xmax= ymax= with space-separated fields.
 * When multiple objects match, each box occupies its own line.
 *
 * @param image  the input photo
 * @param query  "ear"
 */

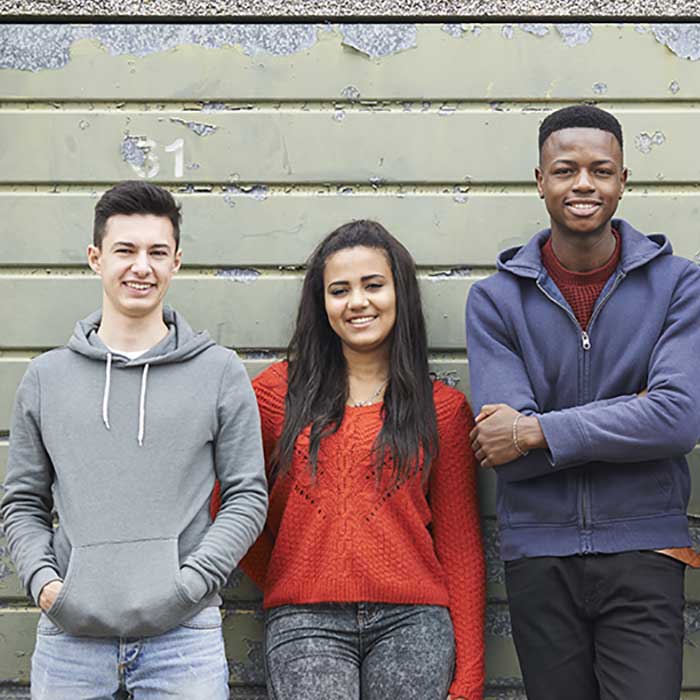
xmin=87 ymin=244 xmax=102 ymax=274
xmin=619 ymin=166 xmax=629 ymax=199
xmin=535 ymin=167 xmax=545 ymax=199
xmin=172 ymin=248 xmax=182 ymax=274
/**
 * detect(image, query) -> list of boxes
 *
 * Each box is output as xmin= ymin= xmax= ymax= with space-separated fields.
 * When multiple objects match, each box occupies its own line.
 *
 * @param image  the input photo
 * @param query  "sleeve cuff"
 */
xmin=29 ymin=567 xmax=62 ymax=606
xmin=180 ymin=565 xmax=209 ymax=603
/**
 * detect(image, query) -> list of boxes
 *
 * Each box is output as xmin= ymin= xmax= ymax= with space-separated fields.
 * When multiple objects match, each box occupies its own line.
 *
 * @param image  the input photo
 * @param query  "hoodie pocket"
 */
xmin=47 ymin=538 xmax=200 ymax=638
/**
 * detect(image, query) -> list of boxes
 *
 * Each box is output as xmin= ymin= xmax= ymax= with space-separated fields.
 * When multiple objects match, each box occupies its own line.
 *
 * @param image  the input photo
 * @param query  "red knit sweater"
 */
xmin=541 ymin=229 xmax=621 ymax=330
xmin=239 ymin=362 xmax=486 ymax=700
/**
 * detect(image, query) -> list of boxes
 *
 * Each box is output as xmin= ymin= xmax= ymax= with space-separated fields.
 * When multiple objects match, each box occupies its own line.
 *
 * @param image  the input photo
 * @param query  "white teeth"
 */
xmin=349 ymin=316 xmax=375 ymax=325
xmin=569 ymin=203 xmax=598 ymax=209
xmin=125 ymin=282 xmax=151 ymax=290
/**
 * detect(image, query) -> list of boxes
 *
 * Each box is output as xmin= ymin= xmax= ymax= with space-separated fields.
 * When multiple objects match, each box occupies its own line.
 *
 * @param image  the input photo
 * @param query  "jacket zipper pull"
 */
xmin=581 ymin=331 xmax=591 ymax=350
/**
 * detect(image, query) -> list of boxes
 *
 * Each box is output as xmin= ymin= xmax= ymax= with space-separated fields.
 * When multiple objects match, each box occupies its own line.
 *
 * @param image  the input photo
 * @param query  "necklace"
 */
xmin=349 ymin=379 xmax=388 ymax=407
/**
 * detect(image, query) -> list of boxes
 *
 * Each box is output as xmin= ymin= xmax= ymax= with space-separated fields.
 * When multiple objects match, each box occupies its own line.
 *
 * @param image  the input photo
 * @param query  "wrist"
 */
xmin=518 ymin=416 xmax=546 ymax=451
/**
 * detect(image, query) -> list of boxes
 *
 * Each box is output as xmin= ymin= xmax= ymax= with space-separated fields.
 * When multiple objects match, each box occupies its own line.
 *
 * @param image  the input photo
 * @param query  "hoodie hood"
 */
xmin=66 ymin=305 xmax=216 ymax=446
xmin=496 ymin=219 xmax=673 ymax=280
xmin=67 ymin=304 xmax=215 ymax=366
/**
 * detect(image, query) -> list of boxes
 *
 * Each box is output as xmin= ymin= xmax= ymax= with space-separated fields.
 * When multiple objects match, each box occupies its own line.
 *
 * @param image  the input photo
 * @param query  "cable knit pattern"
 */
xmin=238 ymin=362 xmax=486 ymax=700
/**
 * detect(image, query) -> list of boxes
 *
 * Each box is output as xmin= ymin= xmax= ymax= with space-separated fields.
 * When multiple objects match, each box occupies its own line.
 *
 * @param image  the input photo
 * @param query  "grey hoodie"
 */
xmin=1 ymin=307 xmax=267 ymax=637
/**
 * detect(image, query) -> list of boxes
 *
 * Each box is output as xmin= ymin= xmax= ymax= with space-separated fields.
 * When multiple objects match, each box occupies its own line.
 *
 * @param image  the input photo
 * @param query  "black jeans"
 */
xmin=264 ymin=603 xmax=455 ymax=700
xmin=505 ymin=551 xmax=685 ymax=700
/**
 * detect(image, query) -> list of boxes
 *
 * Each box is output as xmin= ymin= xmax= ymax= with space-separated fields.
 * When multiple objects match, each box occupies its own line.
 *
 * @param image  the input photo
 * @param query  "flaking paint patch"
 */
xmin=170 ymin=117 xmax=218 ymax=137
xmin=486 ymin=605 xmax=512 ymax=637
xmin=339 ymin=24 xmax=417 ymax=59
xmin=634 ymin=130 xmax=666 ymax=154
xmin=593 ymin=82 xmax=608 ymax=95
xmin=520 ymin=24 xmax=549 ymax=37
xmin=0 ymin=23 xmax=319 ymax=71
xmin=215 ymin=268 xmax=261 ymax=283
xmin=428 ymin=267 xmax=472 ymax=280
xmin=652 ymin=24 xmax=700 ymax=61
xmin=121 ymin=134 xmax=158 ymax=177
xmin=441 ymin=23 xmax=466 ymax=38
xmin=556 ymin=24 xmax=593 ymax=47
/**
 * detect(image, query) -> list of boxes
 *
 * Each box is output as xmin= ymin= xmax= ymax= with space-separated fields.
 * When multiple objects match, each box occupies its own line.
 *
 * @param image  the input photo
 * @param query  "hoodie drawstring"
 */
xmin=137 ymin=364 xmax=150 ymax=447
xmin=102 ymin=352 xmax=112 ymax=430
xmin=101 ymin=354 xmax=151 ymax=447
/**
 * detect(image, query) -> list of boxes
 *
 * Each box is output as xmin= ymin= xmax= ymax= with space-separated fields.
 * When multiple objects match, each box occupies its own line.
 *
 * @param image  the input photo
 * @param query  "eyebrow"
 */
xmin=551 ymin=158 xmax=617 ymax=166
xmin=110 ymin=241 xmax=172 ymax=251
xmin=327 ymin=273 xmax=386 ymax=287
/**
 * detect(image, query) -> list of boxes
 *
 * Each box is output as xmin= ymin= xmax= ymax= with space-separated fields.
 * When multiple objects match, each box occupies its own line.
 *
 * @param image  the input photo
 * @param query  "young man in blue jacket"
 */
xmin=466 ymin=105 xmax=700 ymax=700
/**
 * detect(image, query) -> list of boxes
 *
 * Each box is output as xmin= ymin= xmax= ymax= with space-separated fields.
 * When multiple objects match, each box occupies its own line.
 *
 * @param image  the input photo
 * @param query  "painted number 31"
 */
xmin=124 ymin=137 xmax=184 ymax=179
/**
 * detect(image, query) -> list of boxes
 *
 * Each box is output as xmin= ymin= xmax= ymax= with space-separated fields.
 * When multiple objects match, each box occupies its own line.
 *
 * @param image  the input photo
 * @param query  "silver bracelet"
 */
xmin=513 ymin=414 xmax=530 ymax=457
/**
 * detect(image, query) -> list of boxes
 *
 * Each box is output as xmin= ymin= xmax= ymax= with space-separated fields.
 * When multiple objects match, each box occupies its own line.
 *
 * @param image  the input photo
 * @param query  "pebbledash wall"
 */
xmin=1 ymin=21 xmax=700 ymax=699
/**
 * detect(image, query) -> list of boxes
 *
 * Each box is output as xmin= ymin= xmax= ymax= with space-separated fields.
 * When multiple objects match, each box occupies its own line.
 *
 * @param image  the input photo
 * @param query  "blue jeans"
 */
xmin=264 ymin=603 xmax=455 ymax=700
xmin=31 ymin=606 xmax=230 ymax=700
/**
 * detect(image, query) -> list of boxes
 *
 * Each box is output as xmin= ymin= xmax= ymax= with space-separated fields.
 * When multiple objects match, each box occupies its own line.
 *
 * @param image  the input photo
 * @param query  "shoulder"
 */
xmin=28 ymin=347 xmax=72 ymax=374
xmin=432 ymin=380 xmax=473 ymax=428
xmin=252 ymin=361 xmax=288 ymax=409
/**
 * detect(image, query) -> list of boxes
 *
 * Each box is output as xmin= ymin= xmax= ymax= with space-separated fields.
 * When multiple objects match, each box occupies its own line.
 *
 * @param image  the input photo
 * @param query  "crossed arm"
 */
xmin=465 ymin=268 xmax=700 ymax=482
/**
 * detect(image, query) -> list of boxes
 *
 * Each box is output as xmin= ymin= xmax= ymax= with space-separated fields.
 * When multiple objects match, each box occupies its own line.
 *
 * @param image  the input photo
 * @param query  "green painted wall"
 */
xmin=1 ymin=22 xmax=700 ymax=698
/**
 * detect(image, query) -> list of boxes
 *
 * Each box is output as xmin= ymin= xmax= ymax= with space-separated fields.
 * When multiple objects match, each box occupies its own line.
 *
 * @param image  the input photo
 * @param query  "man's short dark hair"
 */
xmin=93 ymin=181 xmax=182 ymax=248
xmin=539 ymin=105 xmax=623 ymax=155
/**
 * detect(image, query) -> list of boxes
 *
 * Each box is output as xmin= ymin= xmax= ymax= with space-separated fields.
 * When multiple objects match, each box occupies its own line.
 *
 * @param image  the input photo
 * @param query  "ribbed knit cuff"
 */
xmin=29 ymin=566 xmax=62 ymax=606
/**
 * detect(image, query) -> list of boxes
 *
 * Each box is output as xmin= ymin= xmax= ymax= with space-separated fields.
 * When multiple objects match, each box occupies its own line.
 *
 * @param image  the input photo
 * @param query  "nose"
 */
xmin=348 ymin=286 xmax=369 ymax=309
xmin=131 ymin=251 xmax=151 ymax=276
xmin=573 ymin=168 xmax=595 ymax=192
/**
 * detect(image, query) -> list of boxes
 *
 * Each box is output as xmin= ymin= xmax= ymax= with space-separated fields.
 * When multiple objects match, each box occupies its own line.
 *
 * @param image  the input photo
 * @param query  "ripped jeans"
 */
xmin=264 ymin=603 xmax=455 ymax=700
xmin=31 ymin=606 xmax=229 ymax=700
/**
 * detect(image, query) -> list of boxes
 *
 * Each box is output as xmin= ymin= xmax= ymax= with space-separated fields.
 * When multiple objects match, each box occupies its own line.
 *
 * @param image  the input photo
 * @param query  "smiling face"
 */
xmin=536 ymin=127 xmax=627 ymax=240
xmin=323 ymin=245 xmax=397 ymax=357
xmin=87 ymin=213 xmax=182 ymax=322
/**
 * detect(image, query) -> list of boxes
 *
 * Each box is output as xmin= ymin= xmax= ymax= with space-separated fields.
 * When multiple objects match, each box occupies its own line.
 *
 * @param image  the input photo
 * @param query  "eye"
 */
xmin=366 ymin=282 xmax=383 ymax=290
xmin=553 ymin=167 xmax=573 ymax=176
xmin=596 ymin=168 xmax=614 ymax=176
xmin=151 ymin=251 xmax=167 ymax=257
xmin=329 ymin=288 xmax=347 ymax=296
xmin=115 ymin=248 xmax=131 ymax=254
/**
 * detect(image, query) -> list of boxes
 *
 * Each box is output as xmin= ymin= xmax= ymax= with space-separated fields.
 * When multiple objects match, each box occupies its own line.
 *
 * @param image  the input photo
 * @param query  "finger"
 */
xmin=479 ymin=404 xmax=500 ymax=416
xmin=469 ymin=425 xmax=479 ymax=441
xmin=480 ymin=457 xmax=492 ymax=469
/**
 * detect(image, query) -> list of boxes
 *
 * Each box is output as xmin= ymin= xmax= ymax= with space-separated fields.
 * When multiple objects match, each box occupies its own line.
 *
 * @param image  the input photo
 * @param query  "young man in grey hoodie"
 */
xmin=1 ymin=181 xmax=268 ymax=699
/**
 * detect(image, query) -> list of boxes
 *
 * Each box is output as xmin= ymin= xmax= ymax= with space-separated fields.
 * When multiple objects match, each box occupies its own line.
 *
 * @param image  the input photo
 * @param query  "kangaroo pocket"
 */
xmin=46 ymin=538 xmax=200 ymax=638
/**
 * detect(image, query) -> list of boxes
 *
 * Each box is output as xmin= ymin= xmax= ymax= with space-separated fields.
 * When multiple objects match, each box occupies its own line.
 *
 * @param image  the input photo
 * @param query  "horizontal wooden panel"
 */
xmin=0 ymin=275 xmax=475 ymax=351
xmin=0 ymin=25 xmax=696 ymax=101
xmin=2 ymin=191 xmax=699 ymax=267
xmin=0 ymin=111 xmax=696 ymax=184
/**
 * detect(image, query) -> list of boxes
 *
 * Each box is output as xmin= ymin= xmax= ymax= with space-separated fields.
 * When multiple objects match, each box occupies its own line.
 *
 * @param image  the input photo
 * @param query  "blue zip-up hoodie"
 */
xmin=466 ymin=219 xmax=700 ymax=560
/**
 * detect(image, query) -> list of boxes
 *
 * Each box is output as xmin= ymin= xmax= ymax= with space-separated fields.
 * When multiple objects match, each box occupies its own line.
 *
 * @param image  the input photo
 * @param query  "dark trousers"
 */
xmin=505 ymin=551 xmax=685 ymax=700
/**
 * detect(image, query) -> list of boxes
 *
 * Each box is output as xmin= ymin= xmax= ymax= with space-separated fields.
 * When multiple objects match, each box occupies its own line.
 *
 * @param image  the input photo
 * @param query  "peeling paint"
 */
xmin=593 ymin=82 xmax=608 ymax=95
xmin=333 ymin=108 xmax=346 ymax=122
xmin=486 ymin=605 xmax=512 ymax=638
xmin=652 ymin=24 xmax=700 ymax=61
xmin=520 ymin=24 xmax=550 ymax=37
xmin=441 ymin=24 xmax=465 ymax=38
xmin=78 ymin=119 xmax=90 ymax=130
xmin=339 ymin=24 xmax=417 ymax=59
xmin=634 ymin=130 xmax=666 ymax=154
xmin=501 ymin=25 xmax=515 ymax=40
xmin=556 ymin=24 xmax=593 ymax=47
xmin=169 ymin=116 xmax=218 ymax=137
xmin=0 ymin=23 xmax=320 ymax=72
xmin=669 ymin=80 xmax=681 ymax=94
xmin=428 ymin=267 xmax=472 ymax=280
xmin=215 ymin=268 xmax=261 ymax=283
xmin=202 ymin=101 xmax=227 ymax=112
xmin=228 ymin=639 xmax=265 ymax=685
xmin=341 ymin=85 xmax=361 ymax=100
xmin=121 ymin=134 xmax=159 ymax=178
xmin=439 ymin=103 xmax=457 ymax=116
xmin=338 ymin=186 xmax=354 ymax=195
xmin=224 ymin=184 xmax=269 ymax=200
xmin=453 ymin=185 xmax=470 ymax=203
xmin=432 ymin=370 xmax=461 ymax=388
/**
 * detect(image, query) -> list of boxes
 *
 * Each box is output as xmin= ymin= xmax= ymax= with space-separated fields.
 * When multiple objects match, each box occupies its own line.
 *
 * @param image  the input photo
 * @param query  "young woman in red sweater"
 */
xmin=239 ymin=220 xmax=485 ymax=700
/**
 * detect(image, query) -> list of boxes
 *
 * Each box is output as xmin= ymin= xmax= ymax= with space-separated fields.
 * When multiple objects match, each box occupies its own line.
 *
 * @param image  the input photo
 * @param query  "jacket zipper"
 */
xmin=535 ymin=270 xmax=626 ymax=539
xmin=535 ymin=280 xmax=590 ymax=531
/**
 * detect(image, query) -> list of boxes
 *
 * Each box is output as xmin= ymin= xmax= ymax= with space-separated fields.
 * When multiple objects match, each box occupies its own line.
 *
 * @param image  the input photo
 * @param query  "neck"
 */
xmin=550 ymin=223 xmax=616 ymax=272
xmin=343 ymin=345 xmax=390 ymax=383
xmin=97 ymin=299 xmax=168 ymax=352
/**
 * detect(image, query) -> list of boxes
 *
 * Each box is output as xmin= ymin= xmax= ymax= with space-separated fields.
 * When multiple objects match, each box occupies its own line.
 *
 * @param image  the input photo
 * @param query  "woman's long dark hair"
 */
xmin=273 ymin=220 xmax=438 ymax=483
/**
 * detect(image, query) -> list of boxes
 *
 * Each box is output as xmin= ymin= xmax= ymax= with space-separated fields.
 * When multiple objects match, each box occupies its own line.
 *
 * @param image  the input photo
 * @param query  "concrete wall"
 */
xmin=1 ymin=22 xmax=700 ymax=698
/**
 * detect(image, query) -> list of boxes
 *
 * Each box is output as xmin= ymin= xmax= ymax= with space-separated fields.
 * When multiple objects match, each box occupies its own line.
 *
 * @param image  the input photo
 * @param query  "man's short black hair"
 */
xmin=539 ymin=105 xmax=623 ymax=155
xmin=93 ymin=181 xmax=182 ymax=248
